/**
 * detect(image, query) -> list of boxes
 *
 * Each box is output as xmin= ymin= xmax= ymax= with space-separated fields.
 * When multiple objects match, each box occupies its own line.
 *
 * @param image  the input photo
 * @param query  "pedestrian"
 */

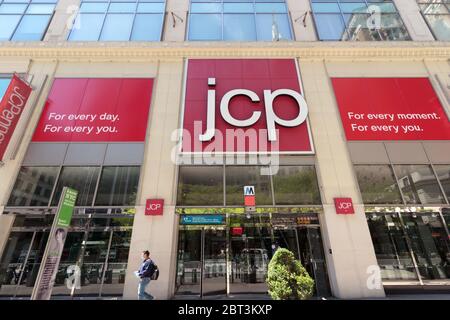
xmin=135 ymin=250 xmax=156 ymax=300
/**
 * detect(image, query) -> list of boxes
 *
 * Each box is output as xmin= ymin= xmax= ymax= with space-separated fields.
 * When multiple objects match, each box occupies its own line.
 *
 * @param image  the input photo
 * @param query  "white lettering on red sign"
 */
xmin=199 ymin=78 xmax=309 ymax=142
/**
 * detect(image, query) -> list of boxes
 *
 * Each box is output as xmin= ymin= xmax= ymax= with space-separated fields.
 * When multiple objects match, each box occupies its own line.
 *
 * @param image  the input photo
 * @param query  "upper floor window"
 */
xmin=68 ymin=0 xmax=165 ymax=41
xmin=188 ymin=0 xmax=293 ymax=41
xmin=417 ymin=0 xmax=450 ymax=41
xmin=310 ymin=0 xmax=411 ymax=41
xmin=0 ymin=0 xmax=56 ymax=41
xmin=0 ymin=78 xmax=10 ymax=99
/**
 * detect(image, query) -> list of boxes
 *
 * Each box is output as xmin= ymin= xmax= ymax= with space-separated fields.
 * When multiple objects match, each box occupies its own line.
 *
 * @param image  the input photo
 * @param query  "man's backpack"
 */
xmin=150 ymin=263 xmax=159 ymax=280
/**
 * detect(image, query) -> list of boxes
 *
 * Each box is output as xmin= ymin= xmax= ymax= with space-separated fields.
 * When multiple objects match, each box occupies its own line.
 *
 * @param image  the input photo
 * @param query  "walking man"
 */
xmin=136 ymin=250 xmax=155 ymax=300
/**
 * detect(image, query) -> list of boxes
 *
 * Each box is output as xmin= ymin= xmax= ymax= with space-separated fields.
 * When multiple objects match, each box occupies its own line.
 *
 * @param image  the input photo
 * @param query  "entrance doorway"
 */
xmin=175 ymin=213 xmax=331 ymax=298
xmin=175 ymin=226 xmax=227 ymax=297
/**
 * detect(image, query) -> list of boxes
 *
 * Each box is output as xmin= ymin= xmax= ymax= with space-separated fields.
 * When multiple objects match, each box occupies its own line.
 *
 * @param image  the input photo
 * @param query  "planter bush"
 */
xmin=266 ymin=248 xmax=315 ymax=300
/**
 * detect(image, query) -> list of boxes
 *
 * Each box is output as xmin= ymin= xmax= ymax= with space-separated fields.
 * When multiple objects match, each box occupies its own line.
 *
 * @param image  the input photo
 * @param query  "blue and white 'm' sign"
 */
xmin=244 ymin=186 xmax=255 ymax=196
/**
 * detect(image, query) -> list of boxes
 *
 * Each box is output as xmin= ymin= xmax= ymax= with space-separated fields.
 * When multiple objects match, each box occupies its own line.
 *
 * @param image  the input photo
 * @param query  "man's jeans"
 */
xmin=138 ymin=278 xmax=154 ymax=300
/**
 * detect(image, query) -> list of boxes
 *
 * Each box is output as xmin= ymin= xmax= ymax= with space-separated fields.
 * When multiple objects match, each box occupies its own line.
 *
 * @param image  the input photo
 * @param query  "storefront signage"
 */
xmin=244 ymin=185 xmax=255 ymax=206
xmin=32 ymin=78 xmax=154 ymax=142
xmin=182 ymin=59 xmax=313 ymax=153
xmin=180 ymin=215 xmax=225 ymax=225
xmin=32 ymin=187 xmax=78 ymax=300
xmin=0 ymin=74 xmax=33 ymax=161
xmin=145 ymin=199 xmax=164 ymax=216
xmin=332 ymin=78 xmax=450 ymax=141
xmin=334 ymin=198 xmax=355 ymax=215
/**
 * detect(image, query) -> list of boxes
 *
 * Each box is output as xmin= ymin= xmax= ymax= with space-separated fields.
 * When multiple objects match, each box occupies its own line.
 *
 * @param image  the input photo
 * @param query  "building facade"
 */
xmin=0 ymin=0 xmax=449 ymax=300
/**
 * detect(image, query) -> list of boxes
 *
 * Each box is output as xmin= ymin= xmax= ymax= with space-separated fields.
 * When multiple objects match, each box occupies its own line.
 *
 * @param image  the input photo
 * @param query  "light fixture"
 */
xmin=171 ymin=12 xmax=184 ymax=28
xmin=294 ymin=11 xmax=309 ymax=28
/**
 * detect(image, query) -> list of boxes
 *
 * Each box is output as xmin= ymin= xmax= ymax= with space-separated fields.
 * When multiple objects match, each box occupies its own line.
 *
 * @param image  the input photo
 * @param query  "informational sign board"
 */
xmin=180 ymin=215 xmax=225 ymax=225
xmin=334 ymin=198 xmax=355 ymax=215
xmin=145 ymin=199 xmax=164 ymax=216
xmin=32 ymin=78 xmax=154 ymax=142
xmin=31 ymin=187 xmax=78 ymax=300
xmin=332 ymin=78 xmax=450 ymax=141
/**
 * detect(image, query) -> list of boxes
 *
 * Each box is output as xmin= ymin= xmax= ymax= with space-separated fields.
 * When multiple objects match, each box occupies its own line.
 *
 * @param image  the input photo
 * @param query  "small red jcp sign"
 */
xmin=334 ymin=198 xmax=354 ymax=214
xmin=145 ymin=199 xmax=164 ymax=216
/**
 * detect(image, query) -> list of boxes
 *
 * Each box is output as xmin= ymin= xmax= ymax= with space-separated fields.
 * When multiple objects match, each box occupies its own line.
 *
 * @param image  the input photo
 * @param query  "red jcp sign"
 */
xmin=181 ymin=59 xmax=313 ymax=153
xmin=334 ymin=198 xmax=354 ymax=215
xmin=0 ymin=75 xmax=33 ymax=161
xmin=145 ymin=199 xmax=164 ymax=216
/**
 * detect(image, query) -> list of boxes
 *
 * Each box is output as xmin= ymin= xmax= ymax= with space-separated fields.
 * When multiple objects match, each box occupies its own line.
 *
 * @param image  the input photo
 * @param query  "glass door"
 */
xmin=300 ymin=226 xmax=331 ymax=297
xmin=202 ymin=228 xmax=227 ymax=296
xmin=176 ymin=228 xmax=202 ymax=295
xmin=175 ymin=226 xmax=227 ymax=297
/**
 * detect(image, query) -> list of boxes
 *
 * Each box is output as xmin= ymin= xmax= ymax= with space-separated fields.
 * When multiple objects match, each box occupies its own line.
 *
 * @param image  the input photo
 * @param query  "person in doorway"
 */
xmin=136 ymin=250 xmax=155 ymax=300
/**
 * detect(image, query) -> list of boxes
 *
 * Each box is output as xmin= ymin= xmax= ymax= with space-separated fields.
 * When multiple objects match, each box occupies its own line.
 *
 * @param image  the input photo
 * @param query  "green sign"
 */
xmin=57 ymin=187 xmax=77 ymax=228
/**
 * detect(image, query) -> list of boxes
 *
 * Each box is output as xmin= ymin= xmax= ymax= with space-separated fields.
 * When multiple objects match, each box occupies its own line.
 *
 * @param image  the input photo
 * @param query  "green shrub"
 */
xmin=266 ymin=248 xmax=315 ymax=300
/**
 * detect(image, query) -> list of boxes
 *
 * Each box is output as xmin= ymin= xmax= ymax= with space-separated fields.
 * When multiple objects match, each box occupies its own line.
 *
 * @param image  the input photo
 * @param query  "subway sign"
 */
xmin=181 ymin=59 xmax=313 ymax=154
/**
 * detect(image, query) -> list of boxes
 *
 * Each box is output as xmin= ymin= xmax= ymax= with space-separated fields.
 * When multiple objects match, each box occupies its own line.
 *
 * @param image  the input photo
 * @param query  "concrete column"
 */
xmin=44 ymin=0 xmax=81 ymax=41
xmin=123 ymin=59 xmax=183 ymax=300
xmin=286 ymin=0 xmax=317 ymax=41
xmin=0 ymin=215 xmax=15 ymax=260
xmin=163 ymin=0 xmax=189 ymax=42
xmin=299 ymin=59 xmax=385 ymax=299
xmin=393 ymin=0 xmax=435 ymax=41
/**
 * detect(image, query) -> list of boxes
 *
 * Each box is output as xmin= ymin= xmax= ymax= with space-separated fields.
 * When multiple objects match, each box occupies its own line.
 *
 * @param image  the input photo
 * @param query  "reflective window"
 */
xmin=226 ymin=166 xmax=272 ymax=205
xmin=366 ymin=213 xmax=419 ymax=281
xmin=0 ymin=0 xmax=56 ymax=41
xmin=188 ymin=0 xmax=293 ymax=41
xmin=51 ymin=167 xmax=100 ymax=206
xmin=0 ymin=78 xmax=10 ymax=99
xmin=68 ymin=0 xmax=165 ymax=41
xmin=95 ymin=166 xmax=140 ymax=206
xmin=433 ymin=165 xmax=450 ymax=203
xmin=7 ymin=167 xmax=59 ymax=206
xmin=417 ymin=0 xmax=450 ymax=41
xmin=177 ymin=166 xmax=224 ymax=206
xmin=393 ymin=165 xmax=446 ymax=205
xmin=354 ymin=165 xmax=403 ymax=204
xmin=272 ymin=166 xmax=321 ymax=205
xmin=311 ymin=0 xmax=411 ymax=41
xmin=400 ymin=212 xmax=450 ymax=280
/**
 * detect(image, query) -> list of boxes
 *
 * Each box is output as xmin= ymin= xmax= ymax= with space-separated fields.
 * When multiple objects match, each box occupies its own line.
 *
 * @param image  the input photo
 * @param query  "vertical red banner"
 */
xmin=0 ymin=75 xmax=33 ymax=161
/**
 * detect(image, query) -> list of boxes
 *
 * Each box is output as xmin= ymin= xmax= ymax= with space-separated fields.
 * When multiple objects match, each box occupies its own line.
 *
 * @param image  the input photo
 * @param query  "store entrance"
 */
xmin=175 ymin=213 xmax=331 ymax=298
xmin=175 ymin=226 xmax=227 ymax=297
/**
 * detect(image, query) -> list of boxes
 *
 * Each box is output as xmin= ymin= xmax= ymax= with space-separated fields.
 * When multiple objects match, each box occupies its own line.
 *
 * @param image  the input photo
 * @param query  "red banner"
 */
xmin=332 ymin=78 xmax=450 ymax=141
xmin=32 ymin=78 xmax=153 ymax=142
xmin=0 ymin=74 xmax=32 ymax=161
xmin=182 ymin=59 xmax=313 ymax=153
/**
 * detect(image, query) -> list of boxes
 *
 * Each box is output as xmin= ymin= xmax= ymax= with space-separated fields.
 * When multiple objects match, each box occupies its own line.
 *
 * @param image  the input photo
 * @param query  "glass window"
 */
xmin=0 ymin=0 xmax=55 ymax=41
xmin=7 ymin=167 xmax=59 ymax=206
xmin=393 ymin=165 xmax=446 ymax=205
xmin=68 ymin=0 xmax=166 ymax=41
xmin=223 ymin=13 xmax=256 ymax=40
xmin=311 ymin=0 xmax=411 ymax=41
xmin=188 ymin=0 xmax=293 ymax=41
xmin=11 ymin=14 xmax=52 ymax=40
xmin=188 ymin=13 xmax=222 ymax=40
xmin=226 ymin=166 xmax=272 ymax=205
xmin=68 ymin=13 xmax=104 ymax=41
xmin=417 ymin=1 xmax=450 ymax=41
xmin=366 ymin=213 xmax=418 ymax=281
xmin=95 ymin=166 xmax=140 ymax=206
xmin=99 ymin=13 xmax=134 ymax=41
xmin=400 ymin=212 xmax=450 ymax=280
xmin=51 ymin=167 xmax=100 ymax=207
xmin=131 ymin=13 xmax=163 ymax=40
xmin=433 ymin=165 xmax=450 ymax=202
xmin=354 ymin=165 xmax=403 ymax=204
xmin=0 ymin=78 xmax=10 ymax=99
xmin=272 ymin=166 xmax=321 ymax=205
xmin=177 ymin=166 xmax=224 ymax=206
